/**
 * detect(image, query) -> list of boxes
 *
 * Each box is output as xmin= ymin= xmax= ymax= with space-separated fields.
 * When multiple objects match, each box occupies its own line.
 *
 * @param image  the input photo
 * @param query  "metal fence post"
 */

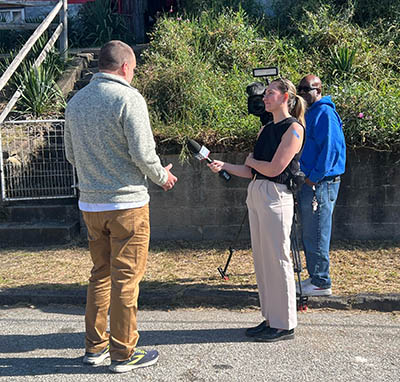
xmin=60 ymin=0 xmax=68 ymax=61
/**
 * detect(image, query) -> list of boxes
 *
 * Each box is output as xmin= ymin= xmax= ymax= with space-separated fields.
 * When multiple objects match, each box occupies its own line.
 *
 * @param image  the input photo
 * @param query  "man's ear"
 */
xmin=121 ymin=62 xmax=128 ymax=76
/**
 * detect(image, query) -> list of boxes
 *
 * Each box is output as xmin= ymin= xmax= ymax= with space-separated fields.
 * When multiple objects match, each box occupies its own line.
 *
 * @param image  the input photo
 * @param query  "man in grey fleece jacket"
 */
xmin=65 ymin=40 xmax=177 ymax=374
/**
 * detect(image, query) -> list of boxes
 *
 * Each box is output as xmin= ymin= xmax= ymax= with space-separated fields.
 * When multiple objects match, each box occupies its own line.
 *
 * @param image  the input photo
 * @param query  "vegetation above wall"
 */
xmin=1 ymin=0 xmax=398 ymax=153
xmin=133 ymin=0 xmax=400 ymax=154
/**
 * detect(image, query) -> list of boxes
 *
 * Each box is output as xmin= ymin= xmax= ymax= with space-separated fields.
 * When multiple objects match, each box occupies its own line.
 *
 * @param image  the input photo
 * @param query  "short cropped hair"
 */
xmin=98 ymin=40 xmax=134 ymax=71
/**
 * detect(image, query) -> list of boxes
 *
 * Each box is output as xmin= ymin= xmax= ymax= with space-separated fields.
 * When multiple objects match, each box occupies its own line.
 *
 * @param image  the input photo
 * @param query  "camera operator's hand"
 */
xmin=207 ymin=160 xmax=225 ymax=173
xmin=162 ymin=163 xmax=178 ymax=191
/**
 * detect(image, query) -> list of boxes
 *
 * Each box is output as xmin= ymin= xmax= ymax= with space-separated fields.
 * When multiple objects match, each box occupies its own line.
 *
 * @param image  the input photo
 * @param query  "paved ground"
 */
xmin=1 ymin=305 xmax=399 ymax=381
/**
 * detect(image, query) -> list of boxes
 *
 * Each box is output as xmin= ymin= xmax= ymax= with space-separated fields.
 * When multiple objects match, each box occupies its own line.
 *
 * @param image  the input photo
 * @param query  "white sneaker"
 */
xmin=295 ymin=277 xmax=312 ymax=294
xmin=83 ymin=344 xmax=110 ymax=365
xmin=301 ymin=282 xmax=332 ymax=296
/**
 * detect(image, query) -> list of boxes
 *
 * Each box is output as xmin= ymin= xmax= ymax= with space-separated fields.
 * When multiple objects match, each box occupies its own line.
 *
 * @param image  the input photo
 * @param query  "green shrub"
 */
xmin=345 ymin=0 xmax=400 ymax=26
xmin=269 ymin=0 xmax=400 ymax=31
xmin=291 ymin=3 xmax=400 ymax=151
xmin=134 ymin=5 xmax=399 ymax=153
xmin=17 ymin=66 xmax=65 ymax=117
xmin=69 ymin=0 xmax=129 ymax=47
xmin=295 ymin=4 xmax=363 ymax=54
xmin=328 ymin=46 xmax=357 ymax=79
xmin=267 ymin=0 xmax=337 ymax=33
xmin=0 ymin=33 xmax=66 ymax=117
xmin=294 ymin=4 xmax=400 ymax=83
xmin=331 ymin=82 xmax=400 ymax=151
xmin=134 ymin=9 xmax=311 ymax=153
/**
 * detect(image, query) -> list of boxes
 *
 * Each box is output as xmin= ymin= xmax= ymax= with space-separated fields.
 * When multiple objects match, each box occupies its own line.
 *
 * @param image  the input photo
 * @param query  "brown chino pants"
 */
xmin=82 ymin=204 xmax=150 ymax=361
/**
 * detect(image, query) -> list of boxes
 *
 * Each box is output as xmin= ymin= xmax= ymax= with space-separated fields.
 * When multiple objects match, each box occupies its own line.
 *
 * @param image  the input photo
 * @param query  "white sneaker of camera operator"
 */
xmin=296 ymin=278 xmax=332 ymax=296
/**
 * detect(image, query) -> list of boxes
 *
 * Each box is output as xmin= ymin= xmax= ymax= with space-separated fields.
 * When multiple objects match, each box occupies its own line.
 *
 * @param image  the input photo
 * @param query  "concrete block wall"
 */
xmin=334 ymin=149 xmax=400 ymax=240
xmin=27 ymin=148 xmax=400 ymax=243
xmin=149 ymin=152 xmax=250 ymax=242
xmin=147 ymin=149 xmax=400 ymax=242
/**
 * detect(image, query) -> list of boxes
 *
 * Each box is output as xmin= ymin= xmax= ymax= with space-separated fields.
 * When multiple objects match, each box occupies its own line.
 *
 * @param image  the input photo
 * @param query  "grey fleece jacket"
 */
xmin=64 ymin=72 xmax=168 ymax=204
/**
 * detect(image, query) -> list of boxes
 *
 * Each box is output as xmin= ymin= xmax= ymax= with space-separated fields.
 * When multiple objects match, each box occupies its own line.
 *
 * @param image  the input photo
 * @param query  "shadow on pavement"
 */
xmin=0 ymin=327 xmax=249 ymax=355
xmin=0 ymin=357 xmax=110 ymax=377
xmin=0 ymin=326 xmax=248 ymax=377
xmin=0 ymin=279 xmax=260 ymax=311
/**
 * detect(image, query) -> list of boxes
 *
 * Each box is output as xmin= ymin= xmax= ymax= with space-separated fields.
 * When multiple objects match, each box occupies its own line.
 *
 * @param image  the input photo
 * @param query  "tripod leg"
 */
xmin=218 ymin=247 xmax=234 ymax=280
xmin=291 ymin=208 xmax=308 ymax=311
xmin=217 ymin=209 xmax=248 ymax=280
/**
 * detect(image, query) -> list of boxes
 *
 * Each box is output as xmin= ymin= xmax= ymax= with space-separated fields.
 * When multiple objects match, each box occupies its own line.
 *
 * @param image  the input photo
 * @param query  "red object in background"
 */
xmin=115 ymin=0 xmax=122 ymax=13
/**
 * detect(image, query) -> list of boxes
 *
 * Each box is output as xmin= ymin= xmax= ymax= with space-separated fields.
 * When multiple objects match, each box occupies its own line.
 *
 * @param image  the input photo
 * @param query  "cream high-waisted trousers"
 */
xmin=246 ymin=179 xmax=297 ymax=330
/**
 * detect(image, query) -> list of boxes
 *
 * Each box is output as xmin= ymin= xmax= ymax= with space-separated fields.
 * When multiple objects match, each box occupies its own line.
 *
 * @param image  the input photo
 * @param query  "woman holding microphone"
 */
xmin=208 ymin=78 xmax=306 ymax=342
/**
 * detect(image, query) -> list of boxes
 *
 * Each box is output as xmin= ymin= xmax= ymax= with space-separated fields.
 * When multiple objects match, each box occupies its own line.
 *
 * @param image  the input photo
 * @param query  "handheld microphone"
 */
xmin=187 ymin=139 xmax=231 ymax=181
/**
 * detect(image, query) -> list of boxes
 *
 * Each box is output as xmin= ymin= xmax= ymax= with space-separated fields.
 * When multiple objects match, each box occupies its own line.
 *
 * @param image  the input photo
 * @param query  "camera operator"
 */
xmin=296 ymin=75 xmax=346 ymax=297
xmin=208 ymin=78 xmax=306 ymax=342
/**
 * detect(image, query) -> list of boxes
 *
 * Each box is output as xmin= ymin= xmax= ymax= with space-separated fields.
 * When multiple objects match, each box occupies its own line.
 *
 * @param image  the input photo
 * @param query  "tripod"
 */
xmin=291 ymin=195 xmax=308 ymax=311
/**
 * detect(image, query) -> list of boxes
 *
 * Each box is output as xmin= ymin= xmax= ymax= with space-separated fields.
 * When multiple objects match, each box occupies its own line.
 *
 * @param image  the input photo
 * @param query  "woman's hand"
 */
xmin=245 ymin=153 xmax=254 ymax=168
xmin=207 ymin=160 xmax=224 ymax=173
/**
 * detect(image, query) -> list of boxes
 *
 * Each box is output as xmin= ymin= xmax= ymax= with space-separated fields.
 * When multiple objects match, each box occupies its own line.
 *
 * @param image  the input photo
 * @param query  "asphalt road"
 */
xmin=0 ymin=305 xmax=399 ymax=381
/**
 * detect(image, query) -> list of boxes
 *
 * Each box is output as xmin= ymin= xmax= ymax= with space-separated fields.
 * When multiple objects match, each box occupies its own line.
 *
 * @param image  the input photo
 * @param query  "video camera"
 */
xmin=246 ymin=67 xmax=279 ymax=126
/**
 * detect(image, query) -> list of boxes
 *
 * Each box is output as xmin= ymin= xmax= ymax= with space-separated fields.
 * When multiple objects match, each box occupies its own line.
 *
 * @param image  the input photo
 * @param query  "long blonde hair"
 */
xmin=271 ymin=78 xmax=306 ymax=127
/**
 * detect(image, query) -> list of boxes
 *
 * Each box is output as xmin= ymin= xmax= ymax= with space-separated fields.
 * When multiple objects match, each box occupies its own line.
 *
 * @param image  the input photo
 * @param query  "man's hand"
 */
xmin=305 ymin=178 xmax=317 ymax=187
xmin=162 ymin=163 xmax=178 ymax=191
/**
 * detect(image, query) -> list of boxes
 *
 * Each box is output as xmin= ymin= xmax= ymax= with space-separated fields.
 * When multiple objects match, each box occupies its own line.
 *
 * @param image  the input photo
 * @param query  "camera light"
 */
xmin=253 ymin=67 xmax=279 ymax=77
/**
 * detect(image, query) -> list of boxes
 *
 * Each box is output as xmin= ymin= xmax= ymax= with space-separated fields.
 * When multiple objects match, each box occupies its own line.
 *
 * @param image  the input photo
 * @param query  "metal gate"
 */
xmin=0 ymin=119 xmax=77 ymax=201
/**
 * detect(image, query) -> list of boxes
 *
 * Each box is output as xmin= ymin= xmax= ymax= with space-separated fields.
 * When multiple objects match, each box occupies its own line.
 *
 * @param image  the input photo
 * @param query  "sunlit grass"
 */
xmin=1 ymin=241 xmax=399 ymax=296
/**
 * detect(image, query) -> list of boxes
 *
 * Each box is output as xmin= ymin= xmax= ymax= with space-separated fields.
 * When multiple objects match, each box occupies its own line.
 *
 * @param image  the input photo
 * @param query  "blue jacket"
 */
xmin=300 ymin=96 xmax=346 ymax=183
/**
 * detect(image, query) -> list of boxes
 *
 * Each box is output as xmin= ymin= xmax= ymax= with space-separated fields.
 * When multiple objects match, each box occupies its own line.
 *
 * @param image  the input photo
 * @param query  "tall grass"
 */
xmin=293 ymin=4 xmax=400 ymax=151
xmin=134 ymin=8 xmax=310 ymax=153
xmin=134 ymin=3 xmax=400 ymax=153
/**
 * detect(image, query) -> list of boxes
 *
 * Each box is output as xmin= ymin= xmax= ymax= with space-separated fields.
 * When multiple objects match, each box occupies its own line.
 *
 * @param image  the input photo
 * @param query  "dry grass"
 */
xmin=0 ymin=241 xmax=399 ymax=296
